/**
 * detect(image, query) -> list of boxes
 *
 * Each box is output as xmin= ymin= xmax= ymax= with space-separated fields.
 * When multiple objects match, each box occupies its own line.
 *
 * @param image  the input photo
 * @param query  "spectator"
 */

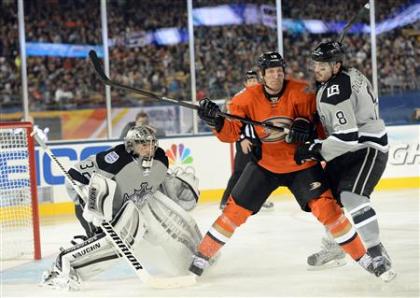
xmin=1 ymin=0 xmax=417 ymax=119
xmin=120 ymin=111 xmax=166 ymax=139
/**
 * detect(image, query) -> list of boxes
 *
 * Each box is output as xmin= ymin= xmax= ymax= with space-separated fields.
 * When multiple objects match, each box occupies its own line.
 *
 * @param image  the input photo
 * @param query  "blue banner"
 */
xmin=25 ymin=3 xmax=419 ymax=58
xmin=26 ymin=43 xmax=104 ymax=58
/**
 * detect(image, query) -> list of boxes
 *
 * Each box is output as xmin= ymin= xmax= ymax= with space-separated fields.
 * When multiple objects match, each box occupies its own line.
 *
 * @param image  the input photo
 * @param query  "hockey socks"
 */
xmin=308 ymin=195 xmax=366 ymax=261
xmin=190 ymin=196 xmax=252 ymax=276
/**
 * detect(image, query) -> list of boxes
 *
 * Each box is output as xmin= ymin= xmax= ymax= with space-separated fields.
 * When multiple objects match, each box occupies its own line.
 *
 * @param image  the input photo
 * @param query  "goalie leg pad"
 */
xmin=48 ymin=201 xmax=144 ymax=282
xmin=135 ymin=191 xmax=202 ymax=276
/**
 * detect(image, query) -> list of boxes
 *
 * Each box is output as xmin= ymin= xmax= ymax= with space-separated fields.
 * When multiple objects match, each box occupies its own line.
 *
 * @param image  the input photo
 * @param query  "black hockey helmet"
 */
xmin=311 ymin=41 xmax=345 ymax=63
xmin=245 ymin=70 xmax=258 ymax=80
xmin=257 ymin=51 xmax=285 ymax=73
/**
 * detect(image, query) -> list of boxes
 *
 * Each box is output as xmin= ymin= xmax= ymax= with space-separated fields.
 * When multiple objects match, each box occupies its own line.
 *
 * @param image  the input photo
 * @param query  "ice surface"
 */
xmin=1 ymin=189 xmax=419 ymax=297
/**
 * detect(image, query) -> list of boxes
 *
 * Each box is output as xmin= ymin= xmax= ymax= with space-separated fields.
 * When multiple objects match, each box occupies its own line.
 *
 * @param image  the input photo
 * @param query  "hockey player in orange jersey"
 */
xmin=189 ymin=51 xmax=386 ymax=279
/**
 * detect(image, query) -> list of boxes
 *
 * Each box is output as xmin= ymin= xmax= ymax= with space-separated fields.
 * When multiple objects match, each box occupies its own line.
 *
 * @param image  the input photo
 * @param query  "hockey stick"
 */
xmin=338 ymin=2 xmax=370 ymax=42
xmin=31 ymin=131 xmax=196 ymax=289
xmin=89 ymin=50 xmax=288 ymax=133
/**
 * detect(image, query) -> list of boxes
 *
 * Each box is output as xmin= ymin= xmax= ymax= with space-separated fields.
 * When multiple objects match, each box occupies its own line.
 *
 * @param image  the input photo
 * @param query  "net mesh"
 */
xmin=0 ymin=126 xmax=35 ymax=259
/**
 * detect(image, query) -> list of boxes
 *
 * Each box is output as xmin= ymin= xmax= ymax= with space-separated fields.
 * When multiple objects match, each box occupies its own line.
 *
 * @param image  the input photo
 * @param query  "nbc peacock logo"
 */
xmin=165 ymin=144 xmax=193 ymax=166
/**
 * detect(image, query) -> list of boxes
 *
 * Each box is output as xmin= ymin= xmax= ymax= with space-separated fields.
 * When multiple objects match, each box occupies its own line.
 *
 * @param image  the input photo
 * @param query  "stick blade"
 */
xmin=88 ymin=50 xmax=110 ymax=83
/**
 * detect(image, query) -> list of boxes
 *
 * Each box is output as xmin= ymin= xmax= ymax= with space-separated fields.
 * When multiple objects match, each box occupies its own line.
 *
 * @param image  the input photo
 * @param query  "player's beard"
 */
xmin=264 ymin=79 xmax=283 ymax=94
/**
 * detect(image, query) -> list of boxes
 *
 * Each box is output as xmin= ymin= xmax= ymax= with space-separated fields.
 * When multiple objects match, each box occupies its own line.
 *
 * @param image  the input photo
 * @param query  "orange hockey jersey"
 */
xmin=215 ymin=80 xmax=318 ymax=174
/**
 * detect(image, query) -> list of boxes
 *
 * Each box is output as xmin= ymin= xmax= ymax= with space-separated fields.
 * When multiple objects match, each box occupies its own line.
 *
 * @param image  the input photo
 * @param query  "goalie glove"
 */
xmin=161 ymin=167 xmax=200 ymax=211
xmin=83 ymin=173 xmax=116 ymax=227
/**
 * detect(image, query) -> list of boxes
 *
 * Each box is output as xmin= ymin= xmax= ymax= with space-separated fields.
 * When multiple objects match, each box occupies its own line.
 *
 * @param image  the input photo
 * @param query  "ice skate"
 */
xmin=307 ymin=237 xmax=347 ymax=270
xmin=368 ymin=243 xmax=392 ymax=266
xmin=40 ymin=264 xmax=81 ymax=291
xmin=189 ymin=253 xmax=210 ymax=276
xmin=358 ymin=254 xmax=397 ymax=283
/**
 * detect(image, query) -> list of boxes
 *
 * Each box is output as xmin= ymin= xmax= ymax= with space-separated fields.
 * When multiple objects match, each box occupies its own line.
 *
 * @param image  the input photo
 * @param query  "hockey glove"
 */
xmin=198 ymin=98 xmax=224 ymax=131
xmin=285 ymin=117 xmax=313 ymax=144
xmin=294 ymin=142 xmax=323 ymax=165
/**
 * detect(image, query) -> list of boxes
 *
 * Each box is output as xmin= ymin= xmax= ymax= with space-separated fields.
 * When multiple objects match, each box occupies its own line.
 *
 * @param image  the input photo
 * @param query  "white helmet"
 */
xmin=124 ymin=125 xmax=158 ymax=155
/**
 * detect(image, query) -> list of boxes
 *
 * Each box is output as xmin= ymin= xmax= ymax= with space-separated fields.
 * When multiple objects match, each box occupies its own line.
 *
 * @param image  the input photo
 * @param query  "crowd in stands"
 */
xmin=1 ymin=0 xmax=418 ymax=113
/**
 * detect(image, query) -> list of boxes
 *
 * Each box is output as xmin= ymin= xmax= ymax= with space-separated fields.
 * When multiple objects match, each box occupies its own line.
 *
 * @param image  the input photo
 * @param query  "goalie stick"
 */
xmin=31 ymin=131 xmax=196 ymax=289
xmin=89 ymin=50 xmax=288 ymax=133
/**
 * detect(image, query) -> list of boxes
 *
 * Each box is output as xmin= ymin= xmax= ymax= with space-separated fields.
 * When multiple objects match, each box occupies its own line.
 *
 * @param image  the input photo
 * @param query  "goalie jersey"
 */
xmin=68 ymin=144 xmax=169 ymax=215
xmin=316 ymin=67 xmax=388 ymax=161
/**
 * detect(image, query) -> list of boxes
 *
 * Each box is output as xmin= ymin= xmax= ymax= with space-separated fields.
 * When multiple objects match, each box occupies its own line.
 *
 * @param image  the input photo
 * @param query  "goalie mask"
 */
xmin=124 ymin=125 xmax=158 ymax=173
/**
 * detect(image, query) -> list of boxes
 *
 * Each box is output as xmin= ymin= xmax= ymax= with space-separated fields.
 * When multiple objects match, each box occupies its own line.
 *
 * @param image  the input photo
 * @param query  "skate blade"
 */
xmin=307 ymin=258 xmax=347 ymax=271
xmin=380 ymin=269 xmax=397 ymax=283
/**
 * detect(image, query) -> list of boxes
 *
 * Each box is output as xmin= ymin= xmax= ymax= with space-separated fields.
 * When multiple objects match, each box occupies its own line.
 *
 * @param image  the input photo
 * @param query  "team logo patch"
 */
xmin=309 ymin=182 xmax=322 ymax=190
xmin=260 ymin=117 xmax=292 ymax=142
xmin=123 ymin=182 xmax=153 ymax=207
xmin=104 ymin=151 xmax=119 ymax=164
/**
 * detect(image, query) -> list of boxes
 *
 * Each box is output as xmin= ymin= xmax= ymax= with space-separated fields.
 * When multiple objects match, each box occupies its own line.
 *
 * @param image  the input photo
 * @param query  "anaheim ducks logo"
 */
xmin=259 ymin=117 xmax=293 ymax=142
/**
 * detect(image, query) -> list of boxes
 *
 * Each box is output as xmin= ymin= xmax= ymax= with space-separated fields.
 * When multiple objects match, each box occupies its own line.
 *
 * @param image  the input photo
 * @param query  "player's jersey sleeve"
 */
xmin=317 ymin=73 xmax=359 ymax=161
xmin=213 ymin=90 xmax=249 ymax=142
xmin=68 ymin=155 xmax=99 ymax=185
xmin=68 ymin=144 xmax=133 ymax=185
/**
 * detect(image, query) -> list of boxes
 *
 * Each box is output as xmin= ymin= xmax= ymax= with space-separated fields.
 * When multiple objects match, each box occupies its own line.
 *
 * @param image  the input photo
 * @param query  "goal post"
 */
xmin=0 ymin=121 xmax=41 ymax=260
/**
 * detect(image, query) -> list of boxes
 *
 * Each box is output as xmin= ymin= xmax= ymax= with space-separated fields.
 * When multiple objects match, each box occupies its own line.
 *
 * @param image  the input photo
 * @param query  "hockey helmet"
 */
xmin=245 ymin=70 xmax=258 ymax=80
xmin=311 ymin=41 xmax=345 ymax=63
xmin=257 ymin=51 xmax=285 ymax=73
xmin=124 ymin=125 xmax=158 ymax=155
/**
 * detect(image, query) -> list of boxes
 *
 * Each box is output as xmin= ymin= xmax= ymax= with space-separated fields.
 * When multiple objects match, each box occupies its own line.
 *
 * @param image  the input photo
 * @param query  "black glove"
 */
xmin=286 ymin=117 xmax=313 ymax=144
xmin=198 ymin=98 xmax=224 ymax=131
xmin=294 ymin=142 xmax=323 ymax=165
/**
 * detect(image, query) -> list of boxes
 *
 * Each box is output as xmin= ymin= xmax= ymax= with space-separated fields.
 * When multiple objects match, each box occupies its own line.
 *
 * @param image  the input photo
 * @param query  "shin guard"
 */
xmin=197 ymin=196 xmax=252 ymax=259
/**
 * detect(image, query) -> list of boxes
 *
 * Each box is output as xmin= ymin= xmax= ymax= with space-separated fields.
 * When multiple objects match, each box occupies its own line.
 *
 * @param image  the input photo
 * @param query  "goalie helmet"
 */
xmin=124 ymin=125 xmax=158 ymax=156
xmin=257 ymin=51 xmax=285 ymax=74
xmin=311 ymin=41 xmax=345 ymax=63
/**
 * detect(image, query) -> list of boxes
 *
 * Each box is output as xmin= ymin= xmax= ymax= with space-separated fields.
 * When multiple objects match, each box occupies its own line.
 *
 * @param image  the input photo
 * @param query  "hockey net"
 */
xmin=0 ymin=122 xmax=41 ymax=260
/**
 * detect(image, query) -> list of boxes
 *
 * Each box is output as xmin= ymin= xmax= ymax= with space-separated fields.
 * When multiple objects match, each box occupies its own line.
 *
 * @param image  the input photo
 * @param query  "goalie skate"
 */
xmin=40 ymin=264 xmax=81 ymax=291
xmin=307 ymin=237 xmax=346 ymax=270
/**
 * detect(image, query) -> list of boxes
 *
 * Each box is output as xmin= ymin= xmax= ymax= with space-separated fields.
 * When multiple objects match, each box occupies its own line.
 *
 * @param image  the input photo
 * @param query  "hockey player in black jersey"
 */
xmin=293 ymin=41 xmax=396 ymax=282
xmin=41 ymin=125 xmax=202 ymax=290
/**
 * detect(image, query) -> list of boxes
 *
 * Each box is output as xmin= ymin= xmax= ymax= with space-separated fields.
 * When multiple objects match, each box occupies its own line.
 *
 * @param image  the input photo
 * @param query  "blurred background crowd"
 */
xmin=0 ymin=0 xmax=419 ymax=138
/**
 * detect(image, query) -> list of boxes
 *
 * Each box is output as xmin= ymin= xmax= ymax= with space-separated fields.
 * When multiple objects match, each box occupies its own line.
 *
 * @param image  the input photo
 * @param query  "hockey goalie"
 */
xmin=41 ymin=125 xmax=202 ymax=290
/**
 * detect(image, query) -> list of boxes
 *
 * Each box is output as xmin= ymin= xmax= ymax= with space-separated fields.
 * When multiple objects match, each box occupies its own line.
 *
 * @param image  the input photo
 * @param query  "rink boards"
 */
xmin=1 ymin=124 xmax=418 ymax=218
